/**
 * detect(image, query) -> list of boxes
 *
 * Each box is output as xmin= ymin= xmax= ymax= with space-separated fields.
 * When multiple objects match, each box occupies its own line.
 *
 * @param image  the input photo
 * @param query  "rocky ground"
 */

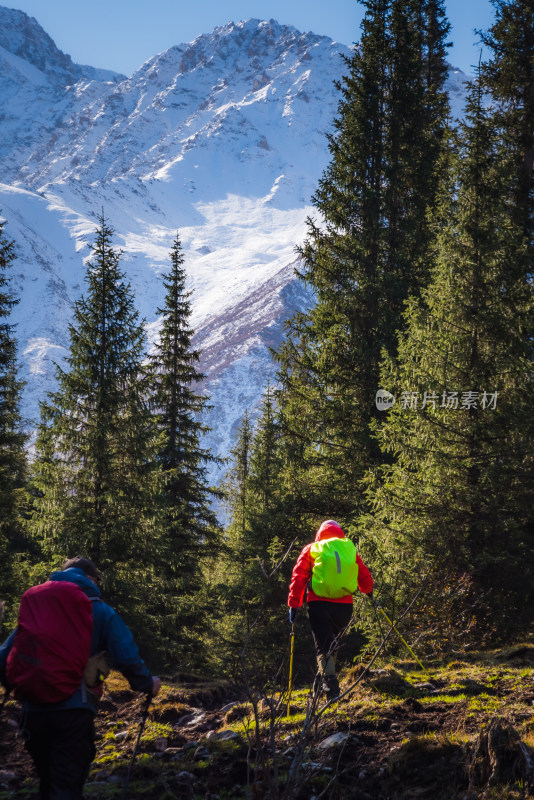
xmin=2 ymin=646 xmax=534 ymax=799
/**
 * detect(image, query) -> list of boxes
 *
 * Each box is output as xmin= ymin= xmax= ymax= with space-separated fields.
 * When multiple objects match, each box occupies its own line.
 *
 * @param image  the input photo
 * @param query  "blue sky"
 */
xmin=4 ymin=0 xmax=495 ymax=77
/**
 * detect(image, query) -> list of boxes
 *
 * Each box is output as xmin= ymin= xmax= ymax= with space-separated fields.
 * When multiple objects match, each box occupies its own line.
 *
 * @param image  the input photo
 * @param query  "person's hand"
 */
xmin=289 ymin=607 xmax=299 ymax=625
xmin=151 ymin=676 xmax=162 ymax=697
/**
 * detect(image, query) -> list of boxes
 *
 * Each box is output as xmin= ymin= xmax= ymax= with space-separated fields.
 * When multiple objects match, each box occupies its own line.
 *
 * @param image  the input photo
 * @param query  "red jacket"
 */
xmin=288 ymin=520 xmax=373 ymax=607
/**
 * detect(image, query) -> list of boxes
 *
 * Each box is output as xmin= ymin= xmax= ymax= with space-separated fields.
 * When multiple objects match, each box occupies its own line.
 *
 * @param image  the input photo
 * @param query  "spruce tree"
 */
xmin=276 ymin=0 xmax=390 ymax=520
xmin=242 ymin=385 xmax=300 ymax=672
xmin=479 ymin=0 xmax=534 ymax=242
xmin=229 ymin=387 xmax=288 ymax=576
xmin=275 ymin=0 xmax=451 ymax=522
xmin=212 ymin=397 xmax=295 ymax=679
xmin=385 ymin=0 xmax=451 ymax=300
xmin=247 ymin=384 xmax=283 ymax=548
xmin=149 ymin=234 xmax=219 ymax=667
xmin=210 ymin=412 xmax=253 ymax=674
xmin=361 ymin=76 xmax=534 ymax=646
xmin=223 ymin=410 xmax=253 ymax=542
xmin=0 ymin=217 xmax=27 ymax=627
xmin=32 ymin=216 xmax=161 ymax=644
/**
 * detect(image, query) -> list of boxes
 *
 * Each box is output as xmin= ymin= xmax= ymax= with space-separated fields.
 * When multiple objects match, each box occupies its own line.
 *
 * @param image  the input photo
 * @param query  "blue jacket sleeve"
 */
xmin=94 ymin=604 xmax=153 ymax=694
xmin=0 ymin=630 xmax=16 ymax=688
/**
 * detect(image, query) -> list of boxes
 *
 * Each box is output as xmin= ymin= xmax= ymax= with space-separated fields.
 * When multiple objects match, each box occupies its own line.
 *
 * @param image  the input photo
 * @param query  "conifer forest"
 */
xmin=1 ymin=1 xmax=534 ymax=795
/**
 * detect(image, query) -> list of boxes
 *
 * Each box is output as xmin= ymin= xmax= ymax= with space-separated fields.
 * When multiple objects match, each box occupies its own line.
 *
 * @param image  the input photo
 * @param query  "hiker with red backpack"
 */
xmin=288 ymin=520 xmax=373 ymax=701
xmin=0 ymin=557 xmax=161 ymax=800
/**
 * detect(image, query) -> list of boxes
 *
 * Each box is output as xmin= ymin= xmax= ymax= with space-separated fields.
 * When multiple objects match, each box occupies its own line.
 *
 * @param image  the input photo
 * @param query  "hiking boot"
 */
xmin=322 ymin=675 xmax=340 ymax=701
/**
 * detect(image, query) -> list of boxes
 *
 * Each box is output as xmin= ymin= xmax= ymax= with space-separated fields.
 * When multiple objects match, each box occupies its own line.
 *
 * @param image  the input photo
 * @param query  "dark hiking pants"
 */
xmin=308 ymin=600 xmax=353 ymax=676
xmin=20 ymin=708 xmax=96 ymax=800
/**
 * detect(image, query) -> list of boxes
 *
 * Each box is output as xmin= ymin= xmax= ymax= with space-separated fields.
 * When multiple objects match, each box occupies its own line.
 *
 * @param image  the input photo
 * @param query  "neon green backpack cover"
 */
xmin=310 ymin=538 xmax=359 ymax=598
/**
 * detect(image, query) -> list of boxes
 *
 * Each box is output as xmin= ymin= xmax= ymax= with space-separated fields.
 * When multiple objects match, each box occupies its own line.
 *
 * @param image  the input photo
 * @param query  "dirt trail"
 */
xmin=2 ymin=648 xmax=534 ymax=799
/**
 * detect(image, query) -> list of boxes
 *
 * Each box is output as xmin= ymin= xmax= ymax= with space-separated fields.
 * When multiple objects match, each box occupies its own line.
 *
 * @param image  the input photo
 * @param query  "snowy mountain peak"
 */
xmin=0 ymin=5 xmax=123 ymax=83
xmin=191 ymin=17 xmax=328 ymax=54
xmin=0 ymin=6 xmax=76 ymax=79
xmin=6 ymin=17 xmax=348 ymax=189
xmin=137 ymin=17 xmax=335 ymax=81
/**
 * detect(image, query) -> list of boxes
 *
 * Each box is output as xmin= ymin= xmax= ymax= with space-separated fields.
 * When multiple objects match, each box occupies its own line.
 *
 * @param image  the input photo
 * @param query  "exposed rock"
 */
xmin=152 ymin=737 xmax=168 ymax=752
xmin=316 ymin=732 xmax=350 ymax=750
xmin=92 ymin=771 xmax=110 ymax=781
xmin=162 ymin=747 xmax=183 ymax=758
xmin=206 ymin=729 xmax=241 ymax=743
xmin=412 ymin=682 xmax=436 ymax=692
xmin=194 ymin=746 xmax=211 ymax=760
xmin=220 ymin=701 xmax=239 ymax=713
xmin=176 ymin=712 xmax=197 ymax=725
xmin=182 ymin=740 xmax=200 ymax=752
xmin=176 ymin=710 xmax=211 ymax=732
xmin=177 ymin=771 xmax=196 ymax=781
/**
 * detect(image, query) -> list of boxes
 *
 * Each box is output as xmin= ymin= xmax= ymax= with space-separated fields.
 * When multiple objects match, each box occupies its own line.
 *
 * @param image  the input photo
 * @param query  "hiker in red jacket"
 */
xmin=288 ymin=520 xmax=373 ymax=700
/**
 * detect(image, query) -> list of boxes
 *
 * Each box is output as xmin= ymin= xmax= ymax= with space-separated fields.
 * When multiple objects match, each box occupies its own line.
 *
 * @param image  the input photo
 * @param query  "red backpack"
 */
xmin=6 ymin=581 xmax=93 ymax=704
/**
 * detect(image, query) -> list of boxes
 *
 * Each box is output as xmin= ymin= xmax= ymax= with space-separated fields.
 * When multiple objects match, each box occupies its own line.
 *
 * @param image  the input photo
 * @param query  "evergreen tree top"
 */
xmin=0 ymin=219 xmax=18 ymax=319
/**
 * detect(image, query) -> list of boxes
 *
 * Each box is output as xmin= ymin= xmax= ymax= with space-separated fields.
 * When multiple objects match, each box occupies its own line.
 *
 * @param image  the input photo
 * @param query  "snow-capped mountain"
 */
xmin=0 ymin=6 xmax=468 ymax=476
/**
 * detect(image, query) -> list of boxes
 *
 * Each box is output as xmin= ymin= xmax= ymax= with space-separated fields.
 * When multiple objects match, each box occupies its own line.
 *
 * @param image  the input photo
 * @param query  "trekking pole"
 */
xmin=120 ymin=692 xmax=152 ymax=800
xmin=286 ymin=623 xmax=295 ymax=717
xmin=370 ymin=596 xmax=431 ymax=678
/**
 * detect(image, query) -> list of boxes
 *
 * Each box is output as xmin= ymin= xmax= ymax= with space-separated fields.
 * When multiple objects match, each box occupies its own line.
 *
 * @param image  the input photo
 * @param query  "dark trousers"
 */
xmin=308 ymin=601 xmax=353 ymax=674
xmin=20 ymin=708 xmax=96 ymax=800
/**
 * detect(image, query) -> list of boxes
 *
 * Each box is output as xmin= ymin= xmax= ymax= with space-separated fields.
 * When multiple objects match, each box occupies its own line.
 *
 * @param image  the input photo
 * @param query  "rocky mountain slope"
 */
xmin=0 ymin=6 xmax=468 ymax=477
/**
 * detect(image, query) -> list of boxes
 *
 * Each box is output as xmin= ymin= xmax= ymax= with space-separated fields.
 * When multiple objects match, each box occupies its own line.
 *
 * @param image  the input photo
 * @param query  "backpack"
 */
xmin=310 ymin=538 xmax=359 ymax=599
xmin=6 ymin=580 xmax=93 ymax=704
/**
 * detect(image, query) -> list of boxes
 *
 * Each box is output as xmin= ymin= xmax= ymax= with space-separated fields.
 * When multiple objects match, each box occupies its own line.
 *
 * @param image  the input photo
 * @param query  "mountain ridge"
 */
xmin=0 ymin=5 xmax=122 ymax=82
xmin=0 ymin=5 xmax=468 ymax=479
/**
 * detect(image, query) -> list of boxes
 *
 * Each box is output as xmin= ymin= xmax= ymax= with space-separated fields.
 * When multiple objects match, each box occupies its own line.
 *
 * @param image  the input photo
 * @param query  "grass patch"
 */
xmin=420 ymin=693 xmax=468 ymax=704
xmin=94 ymin=743 xmax=126 ymax=765
xmin=140 ymin=721 xmax=172 ymax=743
xmin=467 ymin=694 xmax=502 ymax=713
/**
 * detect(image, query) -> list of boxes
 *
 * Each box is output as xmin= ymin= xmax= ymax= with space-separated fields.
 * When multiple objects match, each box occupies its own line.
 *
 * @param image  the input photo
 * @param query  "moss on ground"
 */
xmin=3 ymin=647 xmax=534 ymax=798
